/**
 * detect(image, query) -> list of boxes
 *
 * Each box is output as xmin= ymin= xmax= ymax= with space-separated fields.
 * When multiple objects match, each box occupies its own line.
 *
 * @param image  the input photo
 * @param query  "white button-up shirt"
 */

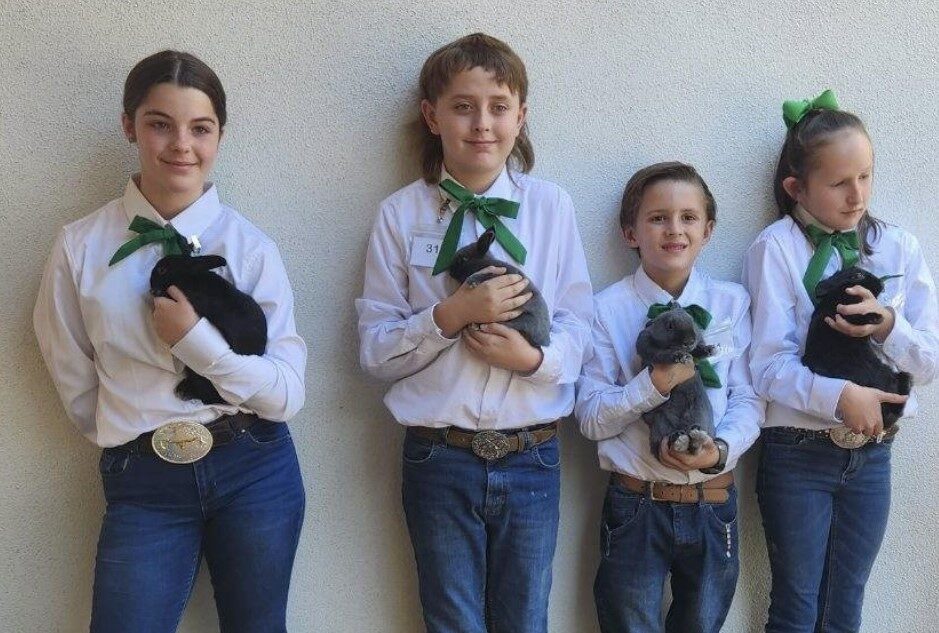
xmin=356 ymin=168 xmax=593 ymax=430
xmin=743 ymin=215 xmax=939 ymax=430
xmin=575 ymin=266 xmax=764 ymax=483
xmin=34 ymin=179 xmax=307 ymax=447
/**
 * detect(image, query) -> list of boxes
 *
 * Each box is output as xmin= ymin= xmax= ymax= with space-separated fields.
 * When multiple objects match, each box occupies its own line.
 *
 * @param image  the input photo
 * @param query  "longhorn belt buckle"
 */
xmin=829 ymin=426 xmax=870 ymax=450
xmin=152 ymin=420 xmax=214 ymax=464
xmin=471 ymin=430 xmax=511 ymax=461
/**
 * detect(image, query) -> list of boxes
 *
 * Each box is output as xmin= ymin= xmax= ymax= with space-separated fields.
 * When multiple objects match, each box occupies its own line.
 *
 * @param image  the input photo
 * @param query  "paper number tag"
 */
xmin=410 ymin=234 xmax=444 ymax=268
xmin=703 ymin=319 xmax=738 ymax=363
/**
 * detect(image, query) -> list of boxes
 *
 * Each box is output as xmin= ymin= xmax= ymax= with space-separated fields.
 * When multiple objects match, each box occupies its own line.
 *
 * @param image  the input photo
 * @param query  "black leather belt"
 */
xmin=118 ymin=413 xmax=258 ymax=456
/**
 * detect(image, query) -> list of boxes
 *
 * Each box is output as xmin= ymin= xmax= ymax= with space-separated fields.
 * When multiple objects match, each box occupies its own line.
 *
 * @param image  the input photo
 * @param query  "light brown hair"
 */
xmin=417 ymin=33 xmax=534 ymax=183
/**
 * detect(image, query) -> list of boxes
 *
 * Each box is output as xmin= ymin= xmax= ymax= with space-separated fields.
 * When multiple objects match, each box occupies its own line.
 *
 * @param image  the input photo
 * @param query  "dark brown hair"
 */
xmin=123 ymin=50 xmax=227 ymax=128
xmin=774 ymin=108 xmax=881 ymax=254
xmin=619 ymin=161 xmax=716 ymax=232
xmin=417 ymin=33 xmax=533 ymax=183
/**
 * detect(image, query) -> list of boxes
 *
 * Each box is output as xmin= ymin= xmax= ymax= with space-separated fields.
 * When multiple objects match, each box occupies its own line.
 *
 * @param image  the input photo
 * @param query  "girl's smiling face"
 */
xmin=420 ymin=66 xmax=526 ymax=192
xmin=784 ymin=128 xmax=874 ymax=232
xmin=122 ymin=83 xmax=222 ymax=206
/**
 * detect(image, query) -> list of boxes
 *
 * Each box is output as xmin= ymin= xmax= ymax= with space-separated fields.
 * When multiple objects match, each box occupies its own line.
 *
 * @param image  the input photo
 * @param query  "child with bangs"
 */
xmin=576 ymin=161 xmax=763 ymax=633
xmin=357 ymin=33 xmax=592 ymax=633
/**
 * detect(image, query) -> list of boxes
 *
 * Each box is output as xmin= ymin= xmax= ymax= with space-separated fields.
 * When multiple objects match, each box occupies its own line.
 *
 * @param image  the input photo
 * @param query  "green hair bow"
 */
xmin=782 ymin=89 xmax=839 ymax=129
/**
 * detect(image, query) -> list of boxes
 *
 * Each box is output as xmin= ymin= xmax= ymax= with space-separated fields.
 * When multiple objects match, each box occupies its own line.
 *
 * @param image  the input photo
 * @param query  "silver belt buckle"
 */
xmin=829 ymin=427 xmax=869 ymax=450
xmin=471 ymin=430 xmax=511 ymax=461
xmin=152 ymin=420 xmax=214 ymax=464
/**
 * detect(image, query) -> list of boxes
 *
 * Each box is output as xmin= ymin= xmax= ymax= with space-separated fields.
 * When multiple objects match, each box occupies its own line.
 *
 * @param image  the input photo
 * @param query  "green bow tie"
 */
xmin=802 ymin=224 xmax=860 ymax=301
xmin=432 ymin=179 xmax=526 ymax=276
xmin=647 ymin=302 xmax=721 ymax=388
xmin=782 ymin=89 xmax=839 ymax=129
xmin=109 ymin=215 xmax=190 ymax=266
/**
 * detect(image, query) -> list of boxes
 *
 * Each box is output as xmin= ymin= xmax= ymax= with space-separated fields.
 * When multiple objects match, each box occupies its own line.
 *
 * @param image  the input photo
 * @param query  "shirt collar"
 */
xmin=122 ymin=176 xmax=223 ymax=241
xmin=792 ymin=203 xmax=837 ymax=233
xmin=632 ymin=264 xmax=705 ymax=308
xmin=439 ymin=166 xmax=516 ymax=204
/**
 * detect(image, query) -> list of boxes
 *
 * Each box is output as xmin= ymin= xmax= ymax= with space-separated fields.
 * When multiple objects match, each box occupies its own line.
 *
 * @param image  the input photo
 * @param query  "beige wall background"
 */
xmin=2 ymin=0 xmax=937 ymax=631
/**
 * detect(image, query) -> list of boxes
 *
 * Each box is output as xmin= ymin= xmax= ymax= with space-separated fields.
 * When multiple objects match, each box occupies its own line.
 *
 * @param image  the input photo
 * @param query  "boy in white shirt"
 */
xmin=575 ymin=161 xmax=764 ymax=633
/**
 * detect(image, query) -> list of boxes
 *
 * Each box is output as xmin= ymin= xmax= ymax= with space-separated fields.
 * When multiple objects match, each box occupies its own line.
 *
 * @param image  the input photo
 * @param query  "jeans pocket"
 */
xmin=600 ymin=485 xmax=646 ymax=558
xmin=531 ymin=436 xmax=560 ymax=469
xmin=402 ymin=432 xmax=438 ymax=465
xmin=99 ymin=449 xmax=130 ymax=477
xmin=705 ymin=488 xmax=738 ymax=563
xmin=604 ymin=485 xmax=646 ymax=534
xmin=246 ymin=420 xmax=291 ymax=447
xmin=705 ymin=487 xmax=738 ymax=528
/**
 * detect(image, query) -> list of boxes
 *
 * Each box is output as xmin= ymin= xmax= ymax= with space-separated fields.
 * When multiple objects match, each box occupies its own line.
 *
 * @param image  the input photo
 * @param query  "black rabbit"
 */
xmin=636 ymin=303 xmax=716 ymax=459
xmin=150 ymin=254 xmax=267 ymax=405
xmin=802 ymin=266 xmax=910 ymax=428
xmin=446 ymin=228 xmax=551 ymax=347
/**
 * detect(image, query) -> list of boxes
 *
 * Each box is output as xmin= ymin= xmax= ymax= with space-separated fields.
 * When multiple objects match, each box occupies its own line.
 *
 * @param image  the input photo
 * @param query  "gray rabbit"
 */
xmin=446 ymin=228 xmax=550 ymax=347
xmin=636 ymin=302 xmax=715 ymax=459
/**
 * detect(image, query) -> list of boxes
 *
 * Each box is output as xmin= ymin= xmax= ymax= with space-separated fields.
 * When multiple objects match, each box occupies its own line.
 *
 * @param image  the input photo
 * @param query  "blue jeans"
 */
xmin=593 ymin=480 xmax=739 ymax=633
xmin=90 ymin=420 xmax=305 ymax=633
xmin=401 ymin=428 xmax=561 ymax=633
xmin=757 ymin=427 xmax=892 ymax=633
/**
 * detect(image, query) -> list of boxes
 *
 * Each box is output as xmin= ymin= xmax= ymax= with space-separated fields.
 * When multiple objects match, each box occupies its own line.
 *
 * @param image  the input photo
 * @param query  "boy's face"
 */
xmin=624 ymin=179 xmax=714 ymax=285
xmin=421 ymin=66 xmax=526 ymax=191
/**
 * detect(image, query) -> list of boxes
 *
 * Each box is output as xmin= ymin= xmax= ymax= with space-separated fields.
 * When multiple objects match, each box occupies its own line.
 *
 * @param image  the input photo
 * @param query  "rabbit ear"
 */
xmin=476 ymin=228 xmax=496 ymax=254
xmin=192 ymin=254 xmax=227 ymax=271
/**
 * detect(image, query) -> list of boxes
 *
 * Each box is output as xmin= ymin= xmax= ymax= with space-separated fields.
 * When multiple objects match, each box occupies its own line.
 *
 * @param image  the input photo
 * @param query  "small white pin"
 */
xmin=189 ymin=235 xmax=201 ymax=255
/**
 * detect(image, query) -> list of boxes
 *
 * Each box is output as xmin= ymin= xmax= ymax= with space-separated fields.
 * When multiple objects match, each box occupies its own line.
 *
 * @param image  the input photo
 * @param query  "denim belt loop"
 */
xmin=440 ymin=426 xmax=451 ymax=445
xmin=517 ymin=430 xmax=531 ymax=454
xmin=696 ymin=482 xmax=705 ymax=507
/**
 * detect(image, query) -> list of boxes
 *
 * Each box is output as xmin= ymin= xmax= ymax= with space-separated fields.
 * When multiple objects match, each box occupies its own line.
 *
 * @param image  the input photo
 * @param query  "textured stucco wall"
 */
xmin=2 ymin=1 xmax=937 ymax=631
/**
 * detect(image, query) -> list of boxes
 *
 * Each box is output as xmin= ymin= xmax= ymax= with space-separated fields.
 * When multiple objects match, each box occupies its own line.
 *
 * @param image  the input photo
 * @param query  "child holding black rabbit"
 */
xmin=34 ymin=51 xmax=307 ymax=632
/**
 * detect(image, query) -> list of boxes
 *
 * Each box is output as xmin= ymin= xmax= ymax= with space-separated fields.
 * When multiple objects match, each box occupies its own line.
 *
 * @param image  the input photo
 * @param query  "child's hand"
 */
xmin=434 ymin=266 xmax=532 ymax=337
xmin=650 ymin=361 xmax=696 ymax=396
xmin=826 ymin=285 xmax=895 ymax=342
xmin=836 ymin=382 xmax=907 ymax=438
xmin=658 ymin=436 xmax=719 ymax=472
xmin=462 ymin=322 xmax=543 ymax=373
xmin=152 ymin=285 xmax=199 ymax=346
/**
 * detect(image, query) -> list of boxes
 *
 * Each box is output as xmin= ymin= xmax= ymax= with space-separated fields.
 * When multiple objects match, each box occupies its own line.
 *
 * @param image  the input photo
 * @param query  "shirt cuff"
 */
xmin=881 ymin=310 xmax=915 ymax=367
xmin=170 ymin=317 xmax=230 ymax=373
xmin=414 ymin=303 xmax=459 ymax=354
xmin=625 ymin=367 xmax=669 ymax=413
xmin=810 ymin=374 xmax=848 ymax=422
xmin=520 ymin=342 xmax=561 ymax=384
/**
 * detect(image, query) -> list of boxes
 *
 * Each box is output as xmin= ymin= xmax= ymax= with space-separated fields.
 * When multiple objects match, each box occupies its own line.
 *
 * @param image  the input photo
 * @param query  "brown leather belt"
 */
xmin=410 ymin=422 xmax=558 ymax=461
xmin=119 ymin=413 xmax=259 ymax=456
xmin=611 ymin=470 xmax=735 ymax=504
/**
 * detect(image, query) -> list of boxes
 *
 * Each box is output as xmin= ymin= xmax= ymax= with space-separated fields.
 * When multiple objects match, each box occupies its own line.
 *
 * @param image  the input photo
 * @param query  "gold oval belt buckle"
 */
xmin=829 ymin=427 xmax=869 ymax=450
xmin=152 ymin=421 xmax=214 ymax=464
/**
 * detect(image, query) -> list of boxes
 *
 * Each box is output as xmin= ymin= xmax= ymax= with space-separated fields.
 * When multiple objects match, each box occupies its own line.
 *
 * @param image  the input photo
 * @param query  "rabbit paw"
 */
xmin=670 ymin=432 xmax=690 ymax=453
xmin=687 ymin=427 xmax=711 ymax=454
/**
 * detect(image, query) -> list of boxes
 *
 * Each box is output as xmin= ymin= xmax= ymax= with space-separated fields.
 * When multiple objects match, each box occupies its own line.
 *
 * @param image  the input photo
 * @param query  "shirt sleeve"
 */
xmin=574 ymin=304 xmax=668 ymax=441
xmin=879 ymin=233 xmax=939 ymax=385
xmin=355 ymin=204 xmax=459 ymax=382
xmin=743 ymin=235 xmax=846 ymax=421
xmin=171 ymin=243 xmax=307 ymax=421
xmin=519 ymin=190 xmax=594 ymax=385
xmin=713 ymin=294 xmax=765 ymax=470
xmin=33 ymin=229 xmax=99 ymax=441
